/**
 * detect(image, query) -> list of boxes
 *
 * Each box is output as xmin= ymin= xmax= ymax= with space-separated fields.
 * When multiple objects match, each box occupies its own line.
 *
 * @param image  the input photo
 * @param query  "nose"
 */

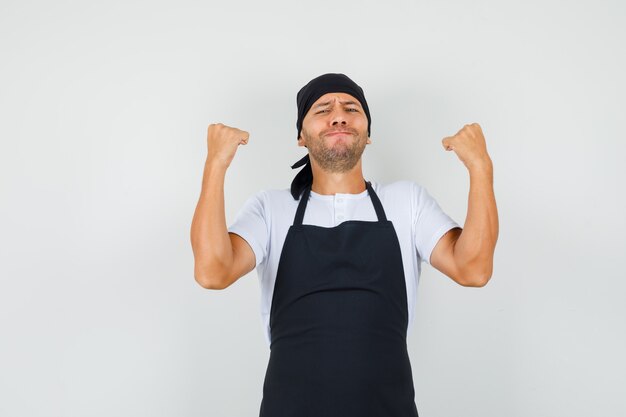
xmin=329 ymin=108 xmax=348 ymax=127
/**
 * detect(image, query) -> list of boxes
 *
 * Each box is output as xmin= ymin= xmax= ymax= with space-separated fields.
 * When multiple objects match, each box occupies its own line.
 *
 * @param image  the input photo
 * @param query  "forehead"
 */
xmin=311 ymin=92 xmax=361 ymax=107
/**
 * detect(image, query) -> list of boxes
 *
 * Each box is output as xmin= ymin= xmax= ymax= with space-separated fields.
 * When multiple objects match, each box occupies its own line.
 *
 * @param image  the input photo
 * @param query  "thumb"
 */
xmin=442 ymin=136 xmax=455 ymax=151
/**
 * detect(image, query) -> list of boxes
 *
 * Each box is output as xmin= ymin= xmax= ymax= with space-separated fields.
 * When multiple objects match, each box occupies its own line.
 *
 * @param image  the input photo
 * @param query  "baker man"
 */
xmin=190 ymin=73 xmax=499 ymax=417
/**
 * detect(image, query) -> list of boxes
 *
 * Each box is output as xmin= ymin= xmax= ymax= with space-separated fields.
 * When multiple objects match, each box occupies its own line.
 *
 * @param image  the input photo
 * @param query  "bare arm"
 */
xmin=431 ymin=123 xmax=499 ymax=287
xmin=190 ymin=123 xmax=255 ymax=289
xmin=454 ymin=162 xmax=498 ymax=285
xmin=431 ymin=163 xmax=498 ymax=287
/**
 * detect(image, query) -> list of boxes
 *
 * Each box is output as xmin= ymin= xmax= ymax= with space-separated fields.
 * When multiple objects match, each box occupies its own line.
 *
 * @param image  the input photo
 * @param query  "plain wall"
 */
xmin=1 ymin=0 xmax=624 ymax=416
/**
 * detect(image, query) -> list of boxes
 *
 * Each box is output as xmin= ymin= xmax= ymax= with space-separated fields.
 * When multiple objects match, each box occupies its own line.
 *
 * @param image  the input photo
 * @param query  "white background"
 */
xmin=1 ymin=0 xmax=624 ymax=416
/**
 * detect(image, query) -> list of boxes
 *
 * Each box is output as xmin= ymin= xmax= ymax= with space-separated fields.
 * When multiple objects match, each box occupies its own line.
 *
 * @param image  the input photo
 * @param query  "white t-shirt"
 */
xmin=227 ymin=179 xmax=461 ymax=347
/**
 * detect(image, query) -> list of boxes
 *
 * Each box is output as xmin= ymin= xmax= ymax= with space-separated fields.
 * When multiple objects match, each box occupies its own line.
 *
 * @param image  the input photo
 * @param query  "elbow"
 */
xmin=463 ymin=275 xmax=491 ymax=287
xmin=195 ymin=275 xmax=224 ymax=290
xmin=194 ymin=264 xmax=228 ymax=290
xmin=459 ymin=266 xmax=493 ymax=288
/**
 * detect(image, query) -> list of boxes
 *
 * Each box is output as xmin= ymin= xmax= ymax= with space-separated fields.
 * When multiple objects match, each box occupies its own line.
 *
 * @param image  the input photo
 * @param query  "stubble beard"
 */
xmin=302 ymin=128 xmax=368 ymax=173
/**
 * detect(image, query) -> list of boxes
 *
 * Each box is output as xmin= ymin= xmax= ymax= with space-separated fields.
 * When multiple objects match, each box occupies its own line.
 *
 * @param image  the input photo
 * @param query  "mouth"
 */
xmin=326 ymin=131 xmax=352 ymax=136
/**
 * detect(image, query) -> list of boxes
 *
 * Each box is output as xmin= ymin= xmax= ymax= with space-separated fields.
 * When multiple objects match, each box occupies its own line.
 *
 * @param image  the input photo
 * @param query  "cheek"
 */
xmin=308 ymin=119 xmax=326 ymax=133
xmin=354 ymin=114 xmax=368 ymax=128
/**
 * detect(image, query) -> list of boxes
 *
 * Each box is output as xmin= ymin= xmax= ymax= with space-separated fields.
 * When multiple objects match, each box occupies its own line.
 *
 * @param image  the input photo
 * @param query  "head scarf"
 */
xmin=290 ymin=73 xmax=371 ymax=200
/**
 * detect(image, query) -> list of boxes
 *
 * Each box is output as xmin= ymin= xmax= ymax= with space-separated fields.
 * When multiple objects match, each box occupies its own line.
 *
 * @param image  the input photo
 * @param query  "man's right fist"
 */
xmin=206 ymin=123 xmax=250 ymax=169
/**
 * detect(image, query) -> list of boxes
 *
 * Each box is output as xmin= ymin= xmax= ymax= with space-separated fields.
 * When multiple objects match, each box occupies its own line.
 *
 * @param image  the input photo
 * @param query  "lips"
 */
xmin=326 ymin=131 xmax=352 ymax=136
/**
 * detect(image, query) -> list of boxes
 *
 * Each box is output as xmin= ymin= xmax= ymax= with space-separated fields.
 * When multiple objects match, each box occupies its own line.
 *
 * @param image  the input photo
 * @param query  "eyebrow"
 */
xmin=313 ymin=100 xmax=361 ymax=108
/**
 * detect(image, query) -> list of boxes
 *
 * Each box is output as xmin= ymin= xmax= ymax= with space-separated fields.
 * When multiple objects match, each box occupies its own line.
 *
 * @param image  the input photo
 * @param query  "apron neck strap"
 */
xmin=366 ymin=181 xmax=388 ymax=222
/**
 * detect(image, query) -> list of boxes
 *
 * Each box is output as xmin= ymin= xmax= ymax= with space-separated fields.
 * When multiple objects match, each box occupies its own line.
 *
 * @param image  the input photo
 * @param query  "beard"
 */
xmin=301 ymin=127 xmax=368 ymax=173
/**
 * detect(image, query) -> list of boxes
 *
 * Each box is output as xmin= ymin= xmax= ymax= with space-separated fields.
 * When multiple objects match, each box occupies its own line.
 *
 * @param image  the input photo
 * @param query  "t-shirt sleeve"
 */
xmin=227 ymin=190 xmax=269 ymax=268
xmin=412 ymin=183 xmax=462 ymax=265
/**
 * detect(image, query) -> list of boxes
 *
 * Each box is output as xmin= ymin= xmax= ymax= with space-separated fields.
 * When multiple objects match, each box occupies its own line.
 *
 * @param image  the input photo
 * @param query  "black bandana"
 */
xmin=290 ymin=73 xmax=371 ymax=200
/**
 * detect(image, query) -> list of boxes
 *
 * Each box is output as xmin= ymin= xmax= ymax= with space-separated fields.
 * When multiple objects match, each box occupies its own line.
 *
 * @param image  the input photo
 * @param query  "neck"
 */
xmin=309 ymin=159 xmax=366 ymax=195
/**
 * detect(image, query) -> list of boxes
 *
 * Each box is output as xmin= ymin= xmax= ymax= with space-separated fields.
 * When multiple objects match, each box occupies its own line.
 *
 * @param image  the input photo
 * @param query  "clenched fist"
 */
xmin=442 ymin=123 xmax=492 ymax=171
xmin=206 ymin=123 xmax=249 ymax=169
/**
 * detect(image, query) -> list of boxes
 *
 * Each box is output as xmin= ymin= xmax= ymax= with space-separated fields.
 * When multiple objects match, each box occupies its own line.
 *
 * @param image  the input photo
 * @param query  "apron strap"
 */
xmin=365 ymin=181 xmax=387 ymax=222
xmin=294 ymin=184 xmax=311 ymax=226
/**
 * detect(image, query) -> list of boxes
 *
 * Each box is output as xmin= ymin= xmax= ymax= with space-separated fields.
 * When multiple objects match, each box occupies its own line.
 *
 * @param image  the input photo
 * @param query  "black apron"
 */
xmin=259 ymin=180 xmax=419 ymax=417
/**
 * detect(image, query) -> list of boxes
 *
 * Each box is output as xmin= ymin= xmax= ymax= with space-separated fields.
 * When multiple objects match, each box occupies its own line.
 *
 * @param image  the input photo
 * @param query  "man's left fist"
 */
xmin=442 ymin=123 xmax=492 ymax=170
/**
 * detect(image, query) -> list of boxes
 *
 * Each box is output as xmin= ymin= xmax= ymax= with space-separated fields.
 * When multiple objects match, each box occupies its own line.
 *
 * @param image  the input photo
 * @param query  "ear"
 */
xmin=366 ymin=136 xmax=372 ymax=144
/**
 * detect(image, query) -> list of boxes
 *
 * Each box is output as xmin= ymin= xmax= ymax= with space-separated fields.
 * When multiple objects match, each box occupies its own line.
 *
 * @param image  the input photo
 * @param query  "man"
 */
xmin=190 ymin=73 xmax=499 ymax=417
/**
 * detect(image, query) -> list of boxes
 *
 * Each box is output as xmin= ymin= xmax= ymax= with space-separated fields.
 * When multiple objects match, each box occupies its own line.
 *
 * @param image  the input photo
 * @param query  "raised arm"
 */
xmin=190 ymin=123 xmax=255 ymax=290
xmin=431 ymin=123 xmax=499 ymax=287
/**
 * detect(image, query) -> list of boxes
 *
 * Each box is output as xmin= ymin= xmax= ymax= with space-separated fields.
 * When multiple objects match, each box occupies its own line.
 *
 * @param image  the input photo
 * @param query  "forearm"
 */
xmin=454 ymin=159 xmax=499 ymax=285
xmin=190 ymin=160 xmax=234 ymax=288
